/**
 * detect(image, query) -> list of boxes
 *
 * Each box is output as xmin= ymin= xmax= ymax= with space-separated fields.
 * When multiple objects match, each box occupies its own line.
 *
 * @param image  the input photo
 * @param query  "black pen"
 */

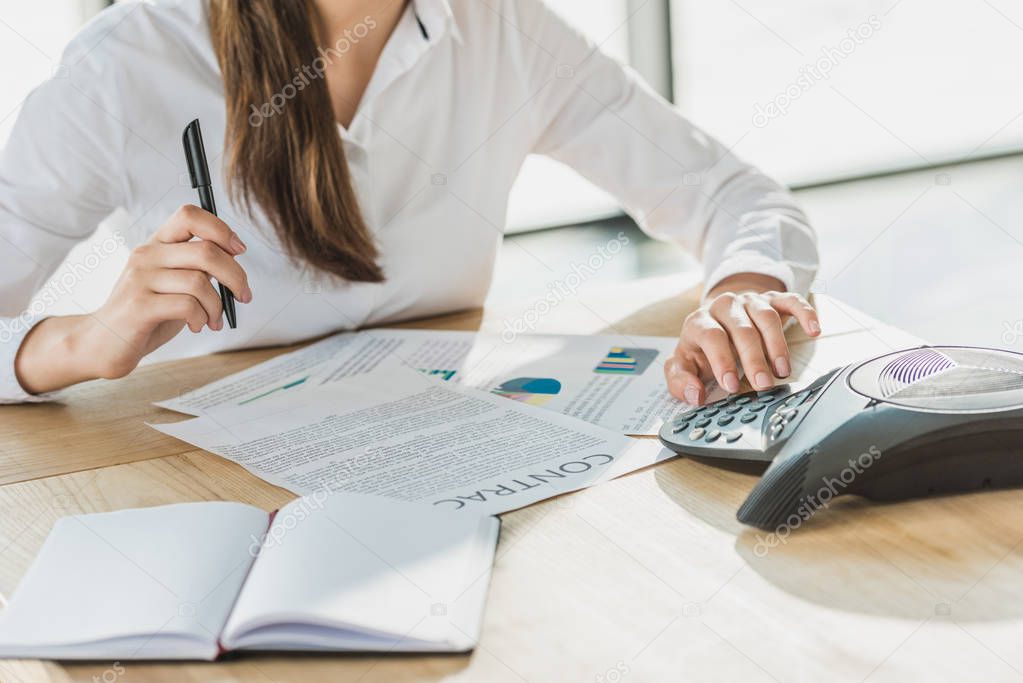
xmin=182 ymin=118 xmax=237 ymax=329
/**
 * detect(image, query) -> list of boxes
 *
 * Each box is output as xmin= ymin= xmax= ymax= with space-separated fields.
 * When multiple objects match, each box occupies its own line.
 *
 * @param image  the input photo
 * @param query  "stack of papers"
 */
xmin=156 ymin=329 xmax=721 ymax=435
xmin=151 ymin=330 xmax=700 ymax=514
xmin=151 ymin=365 xmax=670 ymax=516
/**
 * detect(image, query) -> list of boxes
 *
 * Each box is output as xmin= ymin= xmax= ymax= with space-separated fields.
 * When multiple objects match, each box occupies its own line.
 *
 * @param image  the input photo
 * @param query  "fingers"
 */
xmin=709 ymin=297 xmax=774 ymax=391
xmin=141 ymin=293 xmax=209 ymax=334
xmin=746 ymin=299 xmax=790 ymax=379
xmin=664 ymin=353 xmax=705 ymax=405
xmin=769 ymin=292 xmax=820 ymax=337
xmin=147 ymin=269 xmax=224 ymax=331
xmin=671 ymin=290 xmax=823 ymax=402
xmin=685 ymin=313 xmax=741 ymax=394
xmin=155 ymin=204 xmax=247 ymax=256
xmin=137 ymin=241 xmax=252 ymax=303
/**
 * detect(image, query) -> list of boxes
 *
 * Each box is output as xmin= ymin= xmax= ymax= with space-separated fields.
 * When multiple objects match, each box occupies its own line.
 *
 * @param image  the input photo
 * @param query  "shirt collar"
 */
xmin=411 ymin=0 xmax=464 ymax=45
xmin=343 ymin=0 xmax=461 ymax=139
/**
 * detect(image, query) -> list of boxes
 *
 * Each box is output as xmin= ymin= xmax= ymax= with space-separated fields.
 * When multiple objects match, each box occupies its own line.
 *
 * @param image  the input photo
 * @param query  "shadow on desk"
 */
xmin=652 ymin=460 xmax=1023 ymax=622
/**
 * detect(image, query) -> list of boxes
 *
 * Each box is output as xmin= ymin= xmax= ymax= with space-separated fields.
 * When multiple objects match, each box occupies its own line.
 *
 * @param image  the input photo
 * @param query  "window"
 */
xmin=670 ymin=0 xmax=1023 ymax=185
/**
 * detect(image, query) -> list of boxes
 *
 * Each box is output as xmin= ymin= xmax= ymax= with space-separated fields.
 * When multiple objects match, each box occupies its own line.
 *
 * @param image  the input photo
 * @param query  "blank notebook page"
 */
xmin=222 ymin=494 xmax=496 ymax=651
xmin=0 ymin=502 xmax=269 ymax=659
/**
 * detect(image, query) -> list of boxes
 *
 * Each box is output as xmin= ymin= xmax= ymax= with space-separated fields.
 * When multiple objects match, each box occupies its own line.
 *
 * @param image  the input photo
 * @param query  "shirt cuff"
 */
xmin=0 ymin=316 xmax=58 ymax=404
xmin=703 ymin=252 xmax=799 ymax=302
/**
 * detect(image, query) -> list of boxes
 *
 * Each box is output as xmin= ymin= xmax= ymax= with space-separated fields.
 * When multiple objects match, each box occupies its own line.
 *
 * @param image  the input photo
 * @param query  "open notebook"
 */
xmin=0 ymin=493 xmax=499 ymax=660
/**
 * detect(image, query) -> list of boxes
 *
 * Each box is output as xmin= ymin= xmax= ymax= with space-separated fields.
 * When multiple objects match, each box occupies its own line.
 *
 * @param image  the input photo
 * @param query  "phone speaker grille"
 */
xmin=736 ymin=448 xmax=813 ymax=530
xmin=879 ymin=348 xmax=956 ymax=397
xmin=849 ymin=346 xmax=1023 ymax=411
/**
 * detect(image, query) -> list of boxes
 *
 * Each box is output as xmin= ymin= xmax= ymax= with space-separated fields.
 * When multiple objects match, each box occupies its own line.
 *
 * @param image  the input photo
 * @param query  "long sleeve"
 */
xmin=510 ymin=0 xmax=818 ymax=296
xmin=0 ymin=34 xmax=125 ymax=402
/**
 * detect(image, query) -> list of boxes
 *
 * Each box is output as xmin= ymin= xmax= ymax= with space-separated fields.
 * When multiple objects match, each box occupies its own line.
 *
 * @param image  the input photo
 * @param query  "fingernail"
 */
xmin=723 ymin=372 xmax=740 ymax=393
xmin=241 ymin=288 xmax=253 ymax=303
xmin=775 ymin=356 xmax=791 ymax=377
xmin=809 ymin=320 xmax=821 ymax=336
xmin=230 ymin=234 xmax=247 ymax=255
xmin=755 ymin=372 xmax=772 ymax=390
xmin=684 ymin=385 xmax=700 ymax=405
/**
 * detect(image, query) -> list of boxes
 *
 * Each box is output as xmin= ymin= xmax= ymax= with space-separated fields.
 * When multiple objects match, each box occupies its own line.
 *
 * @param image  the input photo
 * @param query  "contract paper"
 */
xmin=151 ymin=366 xmax=670 ymax=516
xmin=156 ymin=330 xmax=721 ymax=435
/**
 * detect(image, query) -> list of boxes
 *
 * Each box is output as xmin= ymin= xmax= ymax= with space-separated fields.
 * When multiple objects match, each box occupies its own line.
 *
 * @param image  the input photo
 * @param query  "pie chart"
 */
xmin=491 ymin=377 xmax=562 ymax=406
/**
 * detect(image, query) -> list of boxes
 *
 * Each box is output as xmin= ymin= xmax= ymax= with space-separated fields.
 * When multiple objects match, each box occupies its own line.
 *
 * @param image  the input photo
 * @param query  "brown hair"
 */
xmin=208 ymin=0 xmax=384 ymax=282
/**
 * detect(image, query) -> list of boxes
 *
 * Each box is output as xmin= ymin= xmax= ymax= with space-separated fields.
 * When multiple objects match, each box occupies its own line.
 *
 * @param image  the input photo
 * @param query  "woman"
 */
xmin=2 ymin=0 xmax=820 ymax=406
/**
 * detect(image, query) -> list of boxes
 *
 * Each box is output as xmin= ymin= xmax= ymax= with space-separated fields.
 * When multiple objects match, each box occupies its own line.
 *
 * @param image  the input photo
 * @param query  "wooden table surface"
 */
xmin=1 ymin=276 xmax=1020 ymax=683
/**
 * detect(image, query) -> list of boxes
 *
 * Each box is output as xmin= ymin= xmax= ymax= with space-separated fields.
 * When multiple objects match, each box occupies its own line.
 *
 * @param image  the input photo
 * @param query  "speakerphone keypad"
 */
xmin=663 ymin=378 xmax=833 ymax=449
xmin=661 ymin=366 xmax=843 ymax=457
xmin=666 ymin=385 xmax=791 ymax=447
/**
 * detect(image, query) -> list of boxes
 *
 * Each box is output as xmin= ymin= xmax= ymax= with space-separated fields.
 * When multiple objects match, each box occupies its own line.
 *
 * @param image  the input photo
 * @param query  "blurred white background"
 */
xmin=671 ymin=0 xmax=1023 ymax=184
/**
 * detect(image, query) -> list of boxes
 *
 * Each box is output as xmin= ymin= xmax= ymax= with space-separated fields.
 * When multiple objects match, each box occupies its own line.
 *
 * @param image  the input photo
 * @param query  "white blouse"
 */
xmin=0 ymin=0 xmax=818 ymax=402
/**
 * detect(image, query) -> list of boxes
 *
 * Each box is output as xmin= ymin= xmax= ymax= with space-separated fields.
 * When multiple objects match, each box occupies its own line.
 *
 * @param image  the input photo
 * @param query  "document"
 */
xmin=156 ymin=333 xmax=359 ymax=413
xmin=0 ymin=494 xmax=499 ymax=660
xmin=152 ymin=367 xmax=669 ymax=516
xmin=156 ymin=329 xmax=718 ymax=435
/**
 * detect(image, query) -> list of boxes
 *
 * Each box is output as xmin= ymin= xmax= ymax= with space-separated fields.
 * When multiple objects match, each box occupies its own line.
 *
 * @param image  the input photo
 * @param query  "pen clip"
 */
xmin=182 ymin=118 xmax=211 ymax=189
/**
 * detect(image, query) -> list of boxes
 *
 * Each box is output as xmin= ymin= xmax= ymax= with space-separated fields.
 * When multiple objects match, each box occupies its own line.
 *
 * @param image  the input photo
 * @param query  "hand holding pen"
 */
xmin=16 ymin=121 xmax=253 ymax=393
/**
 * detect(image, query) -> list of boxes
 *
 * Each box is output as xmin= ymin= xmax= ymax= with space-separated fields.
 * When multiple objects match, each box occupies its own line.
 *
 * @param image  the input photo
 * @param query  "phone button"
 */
xmin=740 ymin=412 xmax=758 ymax=423
xmin=705 ymin=430 xmax=721 ymax=443
xmin=725 ymin=431 xmax=743 ymax=443
xmin=689 ymin=428 xmax=706 ymax=440
xmin=717 ymin=415 xmax=734 ymax=426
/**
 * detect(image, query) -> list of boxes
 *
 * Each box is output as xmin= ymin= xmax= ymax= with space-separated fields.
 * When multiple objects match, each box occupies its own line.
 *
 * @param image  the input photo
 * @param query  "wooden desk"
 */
xmin=1 ymin=279 xmax=1019 ymax=683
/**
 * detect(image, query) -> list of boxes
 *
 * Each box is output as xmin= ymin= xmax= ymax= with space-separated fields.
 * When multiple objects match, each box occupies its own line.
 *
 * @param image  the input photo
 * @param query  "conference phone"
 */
xmin=659 ymin=346 xmax=1023 ymax=530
